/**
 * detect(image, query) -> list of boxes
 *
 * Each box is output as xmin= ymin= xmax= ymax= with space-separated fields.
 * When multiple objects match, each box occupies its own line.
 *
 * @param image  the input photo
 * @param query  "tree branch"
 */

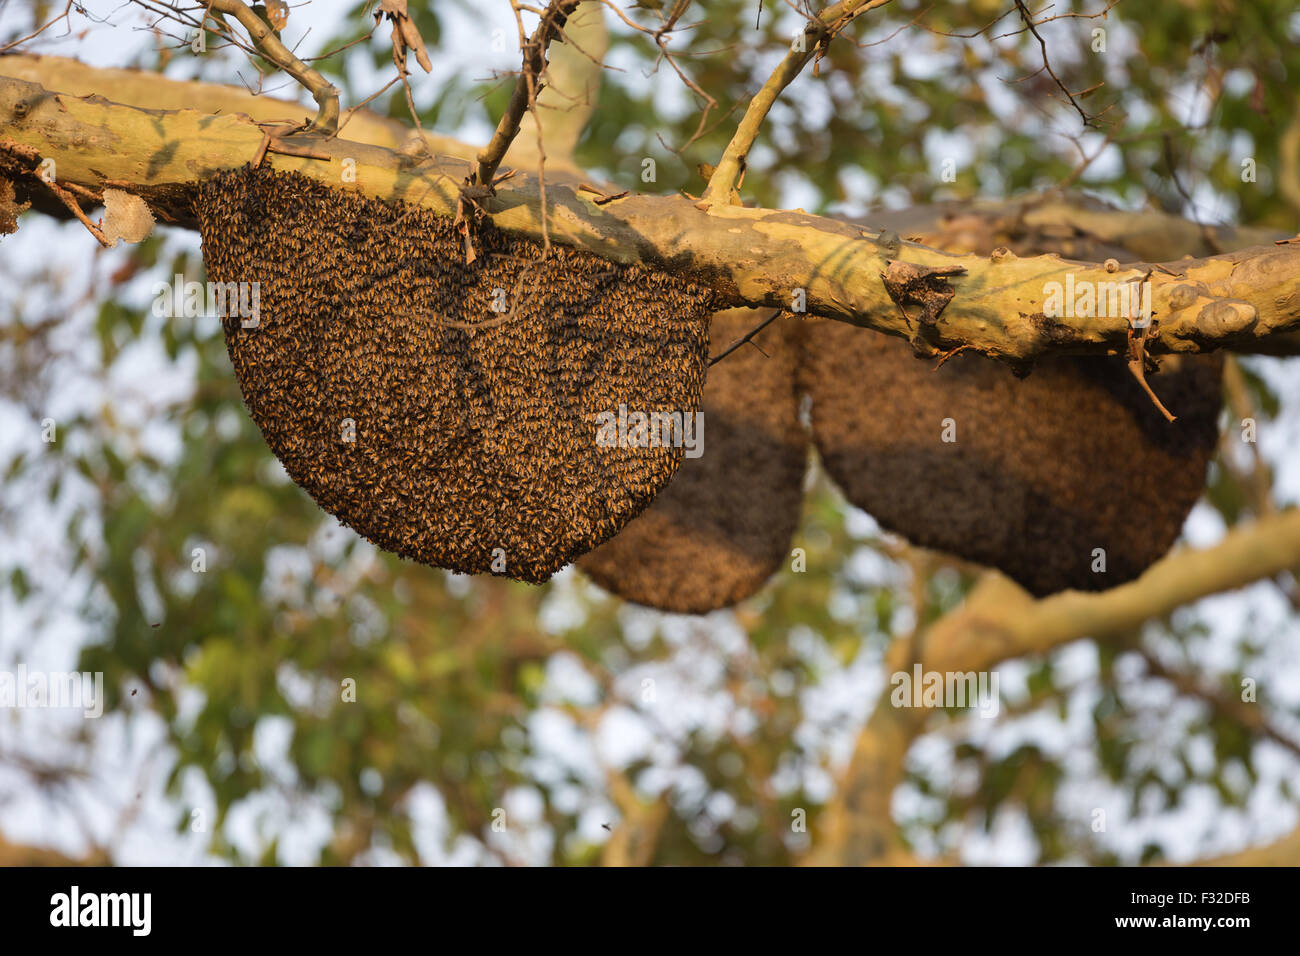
xmin=474 ymin=0 xmax=583 ymax=188
xmin=205 ymin=0 xmax=340 ymax=133
xmin=703 ymin=0 xmax=892 ymax=204
xmin=504 ymin=1 xmax=608 ymax=175
xmin=6 ymin=56 xmax=1282 ymax=255
xmin=924 ymin=510 xmax=1300 ymax=675
xmin=4 ymin=70 xmax=1300 ymax=359
xmin=1191 ymin=821 xmax=1300 ymax=866
xmin=1136 ymin=648 xmax=1300 ymax=761
xmin=0 ymin=832 xmax=110 ymax=866
xmin=0 ymin=53 xmax=416 ymax=151
xmin=811 ymin=509 xmax=1300 ymax=866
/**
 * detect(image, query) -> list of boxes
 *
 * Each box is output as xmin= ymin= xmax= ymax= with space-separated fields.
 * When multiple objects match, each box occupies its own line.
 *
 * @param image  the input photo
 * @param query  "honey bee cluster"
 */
xmin=577 ymin=309 xmax=807 ymax=613
xmin=799 ymin=320 xmax=1223 ymax=596
xmin=571 ymin=202 xmax=1225 ymax=609
xmin=194 ymin=165 xmax=713 ymax=583
xmin=578 ymin=305 xmax=1222 ymax=608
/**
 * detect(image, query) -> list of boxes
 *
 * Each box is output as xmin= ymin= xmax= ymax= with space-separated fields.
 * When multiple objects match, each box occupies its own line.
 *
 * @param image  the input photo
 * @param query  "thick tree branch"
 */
xmin=4 ymin=71 xmax=1300 ymax=359
xmin=5 ymin=56 xmax=1281 ymax=256
xmin=803 ymin=695 xmax=926 ymax=866
xmin=863 ymin=193 xmax=1284 ymax=263
xmin=600 ymin=768 xmax=671 ymax=867
xmin=0 ymin=832 xmax=109 ymax=866
xmin=0 ymin=53 xmax=451 ymax=154
xmin=7 ymin=52 xmax=1279 ymax=260
xmin=923 ymin=511 xmax=1300 ymax=676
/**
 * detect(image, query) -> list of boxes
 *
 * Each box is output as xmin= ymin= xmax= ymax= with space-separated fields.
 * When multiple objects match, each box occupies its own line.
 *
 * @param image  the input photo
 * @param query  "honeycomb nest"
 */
xmin=194 ymin=166 xmax=713 ymax=583
xmin=577 ymin=309 xmax=807 ymax=613
xmin=800 ymin=320 xmax=1223 ymax=596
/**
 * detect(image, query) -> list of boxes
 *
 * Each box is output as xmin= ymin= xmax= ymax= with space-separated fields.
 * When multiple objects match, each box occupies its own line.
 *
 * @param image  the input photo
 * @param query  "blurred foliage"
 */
xmin=0 ymin=0 xmax=1298 ymax=865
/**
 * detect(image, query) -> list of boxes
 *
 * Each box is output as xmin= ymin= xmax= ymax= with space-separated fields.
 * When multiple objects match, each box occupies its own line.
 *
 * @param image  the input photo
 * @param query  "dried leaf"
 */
xmin=398 ymin=17 xmax=432 ymax=73
xmin=264 ymin=0 xmax=289 ymax=31
xmin=376 ymin=0 xmax=431 ymax=74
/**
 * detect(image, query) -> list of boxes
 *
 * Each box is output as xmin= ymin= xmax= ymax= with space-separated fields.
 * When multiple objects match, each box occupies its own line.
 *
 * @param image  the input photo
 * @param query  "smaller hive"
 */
xmin=194 ymin=166 xmax=714 ymax=582
xmin=577 ymin=309 xmax=807 ymax=613
xmin=800 ymin=320 xmax=1223 ymax=596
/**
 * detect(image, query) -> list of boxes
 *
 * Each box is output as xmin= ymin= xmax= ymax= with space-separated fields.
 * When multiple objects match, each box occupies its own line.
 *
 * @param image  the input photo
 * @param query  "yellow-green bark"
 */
xmin=3 ymin=64 xmax=1300 ymax=364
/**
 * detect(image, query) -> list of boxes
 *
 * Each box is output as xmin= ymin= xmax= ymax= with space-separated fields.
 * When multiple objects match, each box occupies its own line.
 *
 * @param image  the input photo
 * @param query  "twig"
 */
xmin=933 ymin=344 xmax=973 ymax=369
xmin=1125 ymin=307 xmax=1176 ymax=422
xmin=708 ymin=310 xmax=783 ymax=365
xmin=42 ymin=177 xmax=111 ymax=247
xmin=703 ymin=0 xmax=893 ymax=204
xmin=473 ymin=1 xmax=583 ymax=188
xmin=1162 ymin=131 xmax=1224 ymax=255
xmin=1011 ymin=0 xmax=1101 ymax=129
xmin=0 ymin=1 xmax=76 ymax=54
xmin=264 ymin=136 xmax=332 ymax=160
xmin=205 ymin=0 xmax=340 ymax=132
xmin=1136 ymin=648 xmax=1300 ymax=760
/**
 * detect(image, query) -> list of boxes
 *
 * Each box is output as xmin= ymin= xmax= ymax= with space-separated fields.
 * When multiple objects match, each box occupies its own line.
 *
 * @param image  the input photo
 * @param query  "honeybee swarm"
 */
xmin=195 ymin=166 xmax=713 ymax=583
xmin=577 ymin=309 xmax=807 ymax=613
xmin=800 ymin=321 xmax=1223 ymax=597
